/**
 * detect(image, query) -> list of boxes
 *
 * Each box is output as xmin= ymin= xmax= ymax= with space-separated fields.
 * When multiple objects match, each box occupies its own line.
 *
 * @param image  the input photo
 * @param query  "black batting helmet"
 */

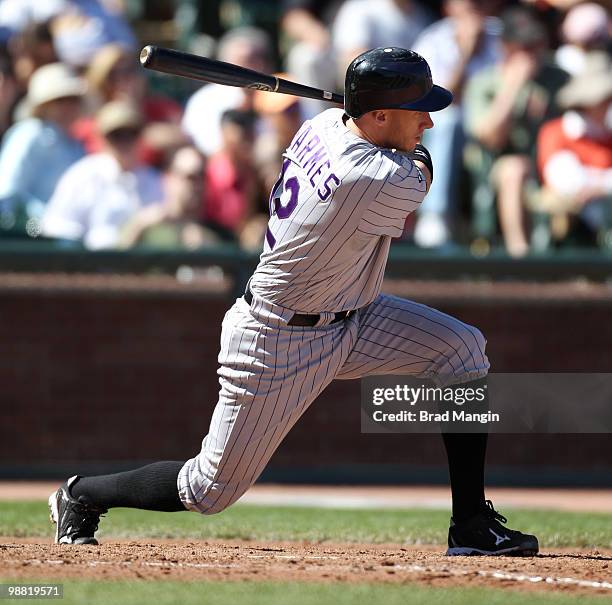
xmin=344 ymin=47 xmax=453 ymax=118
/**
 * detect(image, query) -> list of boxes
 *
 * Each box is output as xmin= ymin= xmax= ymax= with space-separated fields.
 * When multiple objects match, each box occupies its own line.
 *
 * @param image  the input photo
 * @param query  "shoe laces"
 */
xmin=483 ymin=499 xmax=507 ymax=524
xmin=68 ymin=499 xmax=106 ymax=539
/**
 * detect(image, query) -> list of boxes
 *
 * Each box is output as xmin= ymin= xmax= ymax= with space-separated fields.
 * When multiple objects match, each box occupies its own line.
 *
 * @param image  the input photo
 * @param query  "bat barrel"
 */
xmin=139 ymin=45 xmax=344 ymax=106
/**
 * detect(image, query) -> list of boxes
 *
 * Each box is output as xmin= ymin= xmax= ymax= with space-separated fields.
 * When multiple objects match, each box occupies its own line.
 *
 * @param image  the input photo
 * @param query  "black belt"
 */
xmin=244 ymin=289 xmax=354 ymax=327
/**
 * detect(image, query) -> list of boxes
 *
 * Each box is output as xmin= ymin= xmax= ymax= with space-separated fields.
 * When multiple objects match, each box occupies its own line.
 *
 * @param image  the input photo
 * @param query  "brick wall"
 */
xmin=1 ymin=277 xmax=610 ymax=485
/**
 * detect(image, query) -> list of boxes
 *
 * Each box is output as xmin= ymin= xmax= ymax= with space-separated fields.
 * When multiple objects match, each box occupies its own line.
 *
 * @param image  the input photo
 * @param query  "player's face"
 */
xmin=383 ymin=109 xmax=434 ymax=152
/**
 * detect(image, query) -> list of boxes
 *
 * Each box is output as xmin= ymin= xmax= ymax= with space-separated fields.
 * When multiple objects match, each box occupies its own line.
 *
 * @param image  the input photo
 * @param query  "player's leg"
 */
xmin=337 ymin=293 xmax=537 ymax=555
xmin=336 ymin=292 xmax=489 ymax=519
xmin=51 ymin=296 xmax=357 ymax=543
xmin=177 ymin=297 xmax=357 ymax=514
xmin=49 ymin=462 xmax=187 ymax=544
xmin=337 ymin=293 xmax=489 ymax=386
xmin=337 ymin=291 xmax=489 ymax=514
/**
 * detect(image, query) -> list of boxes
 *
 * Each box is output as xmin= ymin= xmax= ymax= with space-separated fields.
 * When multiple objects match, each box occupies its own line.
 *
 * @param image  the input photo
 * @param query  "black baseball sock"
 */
xmin=442 ymin=432 xmax=488 ymax=523
xmin=439 ymin=377 xmax=489 ymax=523
xmin=69 ymin=461 xmax=187 ymax=512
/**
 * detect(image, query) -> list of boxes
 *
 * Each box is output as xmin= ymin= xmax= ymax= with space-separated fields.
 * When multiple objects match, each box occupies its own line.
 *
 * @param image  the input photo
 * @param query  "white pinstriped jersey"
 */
xmin=249 ymin=108 xmax=428 ymax=314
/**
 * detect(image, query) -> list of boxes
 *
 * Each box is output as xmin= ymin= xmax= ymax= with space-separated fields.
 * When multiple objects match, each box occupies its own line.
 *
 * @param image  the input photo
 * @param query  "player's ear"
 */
xmin=372 ymin=110 xmax=387 ymax=126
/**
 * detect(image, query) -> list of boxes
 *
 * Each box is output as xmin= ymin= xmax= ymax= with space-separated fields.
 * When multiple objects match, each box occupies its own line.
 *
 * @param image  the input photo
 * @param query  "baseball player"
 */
xmin=49 ymin=48 xmax=538 ymax=556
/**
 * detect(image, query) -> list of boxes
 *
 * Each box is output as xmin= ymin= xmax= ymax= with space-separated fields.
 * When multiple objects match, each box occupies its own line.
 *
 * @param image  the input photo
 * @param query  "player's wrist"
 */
xmin=409 ymin=143 xmax=433 ymax=184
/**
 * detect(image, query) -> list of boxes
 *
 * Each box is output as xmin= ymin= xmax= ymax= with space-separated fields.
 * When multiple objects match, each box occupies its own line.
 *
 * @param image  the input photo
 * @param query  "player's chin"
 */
xmin=391 ymin=137 xmax=416 ymax=153
xmin=409 ymin=134 xmax=423 ymax=149
xmin=401 ymin=139 xmax=420 ymax=153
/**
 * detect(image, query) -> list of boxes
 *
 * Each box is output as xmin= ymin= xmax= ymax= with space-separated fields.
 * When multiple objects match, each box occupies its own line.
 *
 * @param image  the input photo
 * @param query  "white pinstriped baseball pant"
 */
xmin=177 ymin=291 xmax=489 ymax=514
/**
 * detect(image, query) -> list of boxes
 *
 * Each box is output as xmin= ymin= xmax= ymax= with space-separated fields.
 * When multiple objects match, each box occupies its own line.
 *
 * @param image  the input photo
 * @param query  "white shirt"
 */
xmin=42 ymin=153 xmax=163 ymax=249
xmin=332 ymin=0 xmax=431 ymax=55
xmin=413 ymin=16 xmax=502 ymax=93
xmin=182 ymin=84 xmax=246 ymax=156
xmin=249 ymin=108 xmax=428 ymax=313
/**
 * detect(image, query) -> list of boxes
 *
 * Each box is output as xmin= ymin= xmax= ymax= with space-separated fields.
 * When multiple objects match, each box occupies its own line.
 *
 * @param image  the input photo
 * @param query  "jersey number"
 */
xmin=266 ymin=159 xmax=300 ymax=249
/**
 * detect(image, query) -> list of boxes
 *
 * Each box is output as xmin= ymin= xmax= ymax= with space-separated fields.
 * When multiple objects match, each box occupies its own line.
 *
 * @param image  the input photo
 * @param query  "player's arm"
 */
xmin=363 ymin=146 xmax=433 ymax=239
xmin=408 ymin=143 xmax=433 ymax=192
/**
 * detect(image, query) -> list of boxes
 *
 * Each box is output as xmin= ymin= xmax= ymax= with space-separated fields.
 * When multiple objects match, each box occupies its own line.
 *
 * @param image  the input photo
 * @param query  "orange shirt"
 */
xmin=537 ymin=116 xmax=612 ymax=183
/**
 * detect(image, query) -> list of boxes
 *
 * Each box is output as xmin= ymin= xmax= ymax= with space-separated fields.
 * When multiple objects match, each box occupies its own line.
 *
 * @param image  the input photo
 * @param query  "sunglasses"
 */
xmin=106 ymin=127 xmax=141 ymax=143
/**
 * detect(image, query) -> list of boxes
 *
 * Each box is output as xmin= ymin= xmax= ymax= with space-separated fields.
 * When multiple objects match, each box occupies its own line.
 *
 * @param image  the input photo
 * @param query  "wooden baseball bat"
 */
xmin=140 ymin=45 xmax=344 ymax=105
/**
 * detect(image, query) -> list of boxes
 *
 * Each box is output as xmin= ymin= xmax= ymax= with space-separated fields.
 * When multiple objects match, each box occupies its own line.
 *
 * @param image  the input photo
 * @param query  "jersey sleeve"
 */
xmin=359 ymin=152 xmax=427 ymax=237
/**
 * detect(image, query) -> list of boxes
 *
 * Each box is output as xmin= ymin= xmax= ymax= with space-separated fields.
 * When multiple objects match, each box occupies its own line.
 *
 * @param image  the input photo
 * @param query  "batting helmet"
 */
xmin=344 ymin=47 xmax=453 ymax=118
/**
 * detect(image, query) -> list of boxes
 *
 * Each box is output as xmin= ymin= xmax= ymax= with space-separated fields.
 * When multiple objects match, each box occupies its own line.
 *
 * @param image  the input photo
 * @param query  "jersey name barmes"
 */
xmin=249 ymin=108 xmax=428 ymax=313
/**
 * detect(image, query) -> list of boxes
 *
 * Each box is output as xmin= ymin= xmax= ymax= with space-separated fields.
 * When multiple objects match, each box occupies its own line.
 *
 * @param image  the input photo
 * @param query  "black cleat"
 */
xmin=48 ymin=476 xmax=107 ymax=545
xmin=447 ymin=500 xmax=539 ymax=556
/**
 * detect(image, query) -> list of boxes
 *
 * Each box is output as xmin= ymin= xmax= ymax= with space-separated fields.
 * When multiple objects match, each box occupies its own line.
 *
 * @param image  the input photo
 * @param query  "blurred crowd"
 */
xmin=0 ymin=0 xmax=610 ymax=256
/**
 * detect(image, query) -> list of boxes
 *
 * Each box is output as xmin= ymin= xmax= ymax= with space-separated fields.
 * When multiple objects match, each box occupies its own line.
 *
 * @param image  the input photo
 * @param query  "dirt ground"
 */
xmin=1 ymin=484 xmax=611 ymax=595
xmin=1 ymin=538 xmax=610 ymax=596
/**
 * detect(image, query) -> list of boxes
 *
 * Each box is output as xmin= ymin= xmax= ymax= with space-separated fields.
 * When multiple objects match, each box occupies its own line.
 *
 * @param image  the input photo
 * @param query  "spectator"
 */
xmin=182 ymin=27 xmax=273 ymax=157
xmin=205 ymin=109 xmax=267 ymax=249
xmin=521 ymin=0 xmax=612 ymax=16
xmin=120 ymin=146 xmax=221 ymax=250
xmin=51 ymin=0 xmax=136 ymax=69
xmin=464 ymin=6 xmax=569 ymax=257
xmin=253 ymin=80 xmax=303 ymax=193
xmin=7 ymin=20 xmax=57 ymax=92
xmin=85 ymin=44 xmax=182 ymax=122
xmin=0 ymin=0 xmax=136 ymax=68
xmin=0 ymin=63 xmax=85 ymax=216
xmin=332 ymin=0 xmax=432 ymax=80
xmin=281 ymin=0 xmax=342 ymax=118
xmin=0 ymin=0 xmax=65 ymax=43
xmin=555 ymin=3 xmax=610 ymax=76
xmin=72 ymin=44 xmax=183 ymax=159
xmin=138 ymin=123 xmax=192 ymax=172
xmin=537 ymin=53 xmax=612 ymax=247
xmin=412 ymin=0 xmax=504 ymax=248
xmin=0 ymin=47 xmax=18 ymax=140
xmin=41 ymin=101 xmax=163 ymax=249
xmin=218 ymin=0 xmax=281 ymax=40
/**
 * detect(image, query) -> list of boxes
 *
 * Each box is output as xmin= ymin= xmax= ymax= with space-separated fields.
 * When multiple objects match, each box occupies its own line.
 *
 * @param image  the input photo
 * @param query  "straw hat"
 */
xmin=27 ymin=63 xmax=85 ymax=111
xmin=96 ymin=100 xmax=143 ymax=136
xmin=558 ymin=53 xmax=612 ymax=109
xmin=86 ymin=44 xmax=130 ymax=96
